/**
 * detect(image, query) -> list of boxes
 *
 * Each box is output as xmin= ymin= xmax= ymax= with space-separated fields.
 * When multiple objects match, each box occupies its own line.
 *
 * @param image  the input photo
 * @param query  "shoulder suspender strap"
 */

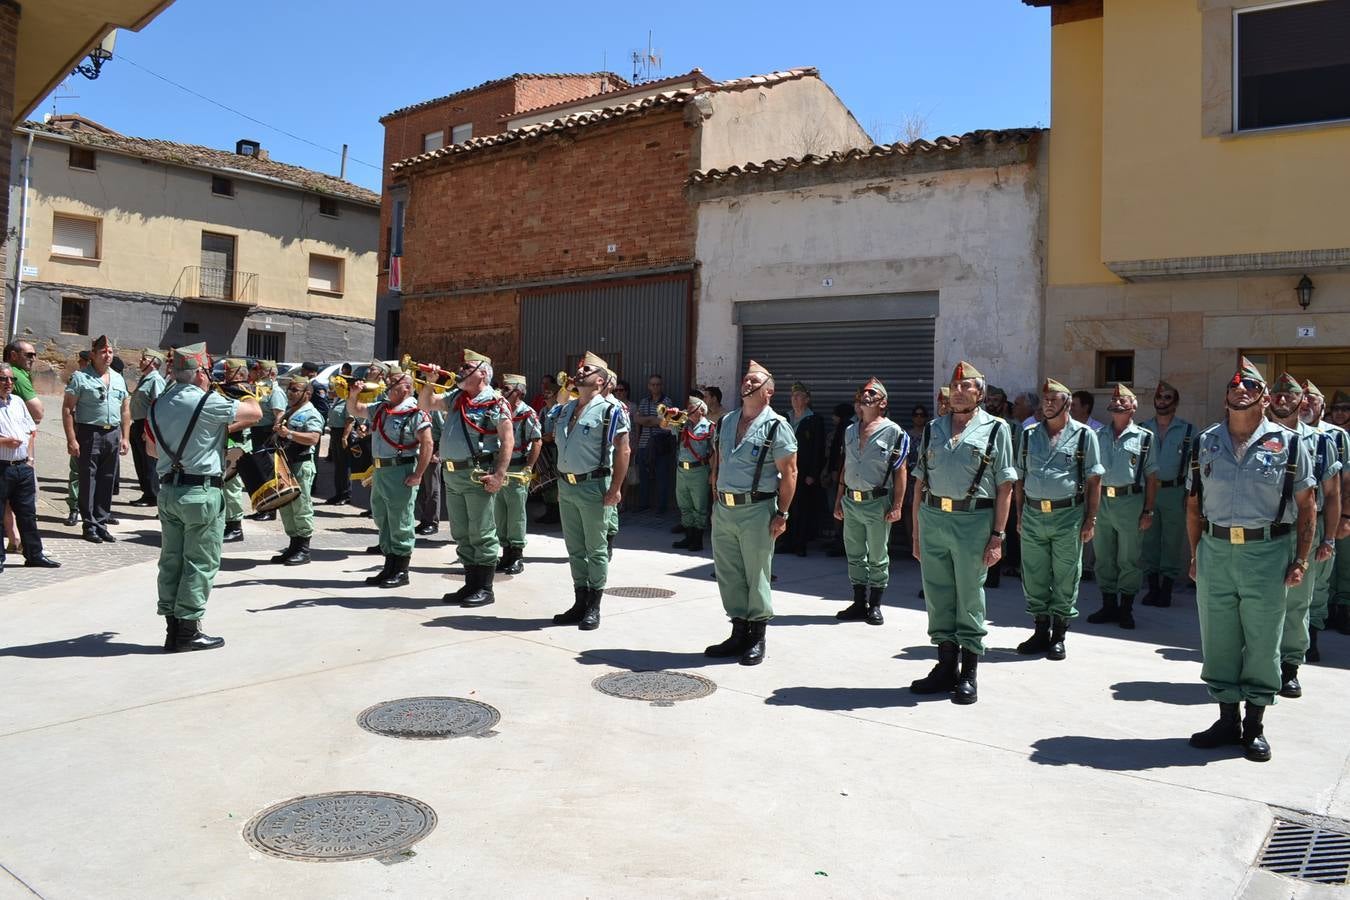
xmin=874 ymin=428 xmax=909 ymax=493
xmin=964 ymin=420 xmax=1002 ymax=499
xmin=1134 ymin=431 xmax=1153 ymax=489
xmin=600 ymin=404 xmax=615 ymax=464
xmin=1274 ymin=433 xmax=1300 ymax=526
xmin=1020 ymin=426 xmax=1031 ymax=473
xmin=1075 ymin=428 xmax=1087 ymax=498
xmin=456 ymin=401 xmax=485 ymax=464
xmin=750 ymin=420 xmax=782 ymax=494
xmin=1188 ymin=434 xmax=1204 ymax=514
xmin=148 ymin=389 xmax=212 ymax=474
xmin=1179 ymin=424 xmax=1193 ymax=471
xmin=1313 ymin=432 xmax=1330 ymax=483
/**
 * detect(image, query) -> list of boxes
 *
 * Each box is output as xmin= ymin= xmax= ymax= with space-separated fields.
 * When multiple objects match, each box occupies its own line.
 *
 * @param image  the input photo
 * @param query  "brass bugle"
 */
xmin=401 ymin=354 xmax=457 ymax=393
xmin=470 ymin=469 xmax=537 ymax=486
xmin=657 ymin=403 xmax=689 ymax=427
xmin=556 ymin=371 xmax=580 ymax=399
xmin=332 ymin=374 xmax=385 ymax=402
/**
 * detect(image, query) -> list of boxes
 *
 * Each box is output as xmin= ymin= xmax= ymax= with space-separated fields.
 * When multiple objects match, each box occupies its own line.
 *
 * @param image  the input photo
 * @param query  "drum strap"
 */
xmin=149 ymin=387 xmax=214 ymax=485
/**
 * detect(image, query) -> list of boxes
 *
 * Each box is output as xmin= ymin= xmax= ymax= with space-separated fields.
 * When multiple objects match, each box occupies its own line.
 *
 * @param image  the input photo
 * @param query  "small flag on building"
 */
xmin=388 ymin=255 xmax=402 ymax=293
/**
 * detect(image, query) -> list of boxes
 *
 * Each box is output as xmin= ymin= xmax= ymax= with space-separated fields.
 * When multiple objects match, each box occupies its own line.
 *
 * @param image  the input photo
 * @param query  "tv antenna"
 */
xmin=630 ymin=31 xmax=662 ymax=83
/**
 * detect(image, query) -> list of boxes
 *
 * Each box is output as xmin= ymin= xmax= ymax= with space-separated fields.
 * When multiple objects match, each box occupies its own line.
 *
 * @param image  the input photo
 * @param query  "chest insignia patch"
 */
xmin=1262 ymin=438 xmax=1284 ymax=451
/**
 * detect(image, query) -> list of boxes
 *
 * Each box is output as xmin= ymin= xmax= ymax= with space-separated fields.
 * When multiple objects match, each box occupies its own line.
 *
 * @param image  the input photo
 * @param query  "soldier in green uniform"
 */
xmin=982 ymin=386 xmax=1022 ymax=588
xmin=1187 ymin=358 xmax=1316 ymax=762
xmin=350 ymin=366 xmax=433 ymax=588
xmin=832 ymin=377 xmax=908 ymax=625
xmin=63 ymin=336 xmax=131 ymax=542
xmin=1267 ymin=375 xmax=1339 ymax=698
xmin=1300 ymin=380 xmax=1350 ymax=652
xmin=545 ymin=351 xmax=632 ymax=630
xmin=422 ymin=350 xmax=513 ymax=607
xmin=1140 ymin=380 xmax=1195 ymax=608
xmin=495 ymin=373 xmax=542 ymax=574
xmin=128 ymin=349 xmax=166 ymax=507
xmin=671 ymin=396 xmax=714 ymax=552
xmin=271 ymin=377 xmax=325 ymax=566
xmin=601 ymin=369 xmax=626 ymax=559
xmin=703 ymin=360 xmax=798 ymax=665
xmin=148 ymin=343 xmax=261 ymax=651
xmin=219 ymin=359 xmax=253 ymax=542
xmin=1013 ymin=378 xmax=1103 ymax=660
xmin=247 ymin=360 xmax=287 ymax=522
xmin=415 ymin=403 xmax=446 ymax=535
xmin=1085 ymin=383 xmax=1159 ymax=630
xmin=909 ymin=361 xmax=1015 ymax=704
xmin=324 ymin=365 xmax=353 ymax=506
xmin=1328 ymin=390 xmax=1350 ymax=635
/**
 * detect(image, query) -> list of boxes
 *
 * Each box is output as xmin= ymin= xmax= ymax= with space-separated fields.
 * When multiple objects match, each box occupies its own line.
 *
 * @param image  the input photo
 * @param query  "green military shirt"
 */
xmin=261 ymin=379 xmax=286 ymax=420
xmin=150 ymin=383 xmax=238 ymax=477
xmin=1296 ymin=420 xmax=1342 ymax=511
xmin=1098 ymin=421 xmax=1159 ymax=488
xmin=326 ymin=396 xmax=350 ymax=430
xmin=11 ymin=367 xmax=36 ymax=402
xmin=368 ymin=397 xmax=431 ymax=459
xmin=282 ymin=401 xmax=325 ymax=456
xmin=713 ymin=406 xmax=798 ymax=494
xmin=676 ymin=418 xmax=714 ymax=464
xmin=1188 ymin=420 xmax=1315 ymax=528
xmin=1017 ymin=418 xmax=1104 ymax=500
xmin=436 ymin=387 xmax=508 ymax=461
xmin=550 ymin=394 xmax=631 ymax=474
xmin=1140 ymin=415 xmax=1196 ymax=484
xmin=428 ymin=409 xmax=446 ymax=447
xmin=130 ymin=369 xmax=166 ymax=421
xmin=842 ymin=418 xmax=910 ymax=491
xmin=507 ymin=399 xmax=542 ymax=459
xmin=915 ymin=407 xmax=1017 ymax=499
xmin=66 ymin=366 xmax=128 ymax=426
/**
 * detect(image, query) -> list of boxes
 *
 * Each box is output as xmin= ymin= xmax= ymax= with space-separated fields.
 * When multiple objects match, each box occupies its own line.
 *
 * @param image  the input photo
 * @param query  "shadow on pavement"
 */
xmin=893 ymin=645 xmax=1036 ymax=665
xmin=421 ymin=614 xmax=553 ymax=632
xmin=764 ymin=685 xmax=940 ymax=710
xmin=0 ymin=631 xmax=160 ymax=658
xmin=244 ymin=594 xmax=438 ymax=613
xmin=772 ymin=614 xmax=842 ymax=627
xmin=576 ymin=647 xmax=724 ymax=670
xmin=1029 ymin=735 xmax=1223 ymax=770
xmin=1156 ymin=646 xmax=1203 ymax=663
xmin=224 ymin=576 xmax=391 ymax=592
xmin=1110 ymin=680 xmax=1210 ymax=705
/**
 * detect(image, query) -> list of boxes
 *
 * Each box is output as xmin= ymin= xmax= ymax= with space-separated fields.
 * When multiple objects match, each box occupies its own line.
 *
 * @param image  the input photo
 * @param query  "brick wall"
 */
xmin=401 ymin=288 xmax=520 ymax=373
xmin=0 ymin=0 xmax=19 ymax=298
xmin=514 ymin=74 xmax=616 ymax=115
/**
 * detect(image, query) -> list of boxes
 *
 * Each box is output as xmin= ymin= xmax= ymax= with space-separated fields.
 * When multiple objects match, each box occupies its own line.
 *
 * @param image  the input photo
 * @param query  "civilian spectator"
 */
xmin=0 ymin=362 xmax=59 ymax=570
xmin=1072 ymin=389 xmax=1105 ymax=431
xmin=635 ymin=373 xmax=675 ymax=513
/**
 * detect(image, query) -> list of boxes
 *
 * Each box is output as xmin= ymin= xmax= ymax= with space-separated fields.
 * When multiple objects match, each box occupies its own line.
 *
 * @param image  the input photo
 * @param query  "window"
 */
xmin=212 ymin=175 xmax=235 ymax=197
xmin=68 ymin=146 xmax=96 ymax=171
xmin=1096 ymin=351 xmax=1135 ymax=389
xmin=451 ymin=122 xmax=473 ymax=144
xmin=423 ymin=130 xmax=444 ymax=152
xmin=60 ymin=297 xmax=89 ymax=335
xmin=247 ymin=329 xmax=284 ymax=360
xmin=387 ymin=309 xmax=400 ymax=356
xmin=308 ymin=254 xmax=344 ymax=294
xmin=51 ymin=214 xmax=99 ymax=259
xmin=1236 ymin=0 xmax=1350 ymax=131
xmin=182 ymin=321 xmax=200 ymax=334
xmin=319 ymin=195 xmax=339 ymax=218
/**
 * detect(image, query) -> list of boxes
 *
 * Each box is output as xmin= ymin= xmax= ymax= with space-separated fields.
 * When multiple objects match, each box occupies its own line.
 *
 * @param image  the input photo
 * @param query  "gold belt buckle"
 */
xmin=940 ymin=497 xmax=953 ymax=512
xmin=723 ymin=492 xmax=737 ymax=507
xmin=565 ymin=473 xmax=578 ymax=485
xmin=1040 ymin=499 xmax=1052 ymax=513
xmin=1106 ymin=486 xmax=1117 ymax=498
xmin=851 ymin=490 xmax=864 ymax=502
xmin=1230 ymin=528 xmax=1245 ymax=545
xmin=445 ymin=460 xmax=457 ymax=472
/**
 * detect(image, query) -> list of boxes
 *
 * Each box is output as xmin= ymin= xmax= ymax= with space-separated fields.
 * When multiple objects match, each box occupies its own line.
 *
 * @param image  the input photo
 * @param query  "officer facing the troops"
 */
xmin=671 ymin=395 xmax=714 ymax=552
xmin=1326 ymin=390 xmax=1350 ymax=635
xmin=423 ymin=350 xmax=512 ymax=607
xmin=704 ymin=360 xmax=798 ymax=666
xmin=1085 ymin=383 xmax=1159 ymax=629
xmin=1267 ymin=375 xmax=1339 ymax=698
xmin=248 ymin=360 xmax=287 ymax=521
xmin=494 ymin=373 xmax=542 ymax=575
xmin=1014 ymin=378 xmax=1103 ymax=660
xmin=147 ymin=343 xmax=261 ymax=651
xmin=270 ymin=376 xmax=325 ymax=566
xmin=128 ymin=348 xmax=166 ymax=507
xmin=351 ymin=366 xmax=433 ymax=589
xmin=1139 ymin=380 xmax=1194 ymax=608
xmin=544 ymin=352 xmax=631 ymax=629
xmin=909 ymin=361 xmax=1015 ymax=704
xmin=1299 ymin=380 xmax=1350 ymax=652
xmin=1187 ymin=358 xmax=1316 ymax=762
xmin=220 ymin=358 xmax=253 ymax=543
xmin=832 ymin=377 xmax=908 ymax=625
xmin=62 ymin=335 xmax=131 ymax=543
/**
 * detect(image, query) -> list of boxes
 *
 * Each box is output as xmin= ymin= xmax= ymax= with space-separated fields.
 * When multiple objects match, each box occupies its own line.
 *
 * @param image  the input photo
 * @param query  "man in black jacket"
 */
xmin=782 ymin=382 xmax=826 ymax=556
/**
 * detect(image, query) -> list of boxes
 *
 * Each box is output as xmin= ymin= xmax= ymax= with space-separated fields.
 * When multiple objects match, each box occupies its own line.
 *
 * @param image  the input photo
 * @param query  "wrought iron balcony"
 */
xmin=173 ymin=266 xmax=258 ymax=306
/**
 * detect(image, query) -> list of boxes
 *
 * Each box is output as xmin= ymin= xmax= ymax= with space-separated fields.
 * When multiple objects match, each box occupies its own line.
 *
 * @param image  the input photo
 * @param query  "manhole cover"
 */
xmin=243 ymin=791 xmax=437 ymax=862
xmin=592 ymin=670 xmax=716 ymax=705
xmin=605 ymin=586 xmax=676 ymax=599
xmin=1257 ymin=818 xmax=1350 ymax=884
xmin=358 ymin=696 xmax=500 ymax=740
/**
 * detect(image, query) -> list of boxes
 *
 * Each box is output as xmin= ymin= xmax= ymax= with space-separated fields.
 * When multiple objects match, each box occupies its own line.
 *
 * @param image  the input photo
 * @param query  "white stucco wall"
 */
xmin=695 ymin=77 xmax=871 ymax=172
xmin=694 ymin=159 xmax=1046 ymax=397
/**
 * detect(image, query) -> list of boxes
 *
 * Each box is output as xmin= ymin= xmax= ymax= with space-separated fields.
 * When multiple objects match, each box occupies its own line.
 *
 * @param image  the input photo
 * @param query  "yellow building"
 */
xmin=1028 ymin=0 xmax=1350 ymax=421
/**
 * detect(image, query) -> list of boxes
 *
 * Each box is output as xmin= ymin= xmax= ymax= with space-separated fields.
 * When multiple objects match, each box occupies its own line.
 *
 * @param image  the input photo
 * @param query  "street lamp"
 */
xmin=1296 ymin=275 xmax=1314 ymax=310
xmin=73 ymin=30 xmax=116 ymax=80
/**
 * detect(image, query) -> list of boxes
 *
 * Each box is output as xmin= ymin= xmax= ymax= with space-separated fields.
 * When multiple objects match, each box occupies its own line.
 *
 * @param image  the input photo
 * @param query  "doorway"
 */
xmin=1240 ymin=348 xmax=1350 ymax=399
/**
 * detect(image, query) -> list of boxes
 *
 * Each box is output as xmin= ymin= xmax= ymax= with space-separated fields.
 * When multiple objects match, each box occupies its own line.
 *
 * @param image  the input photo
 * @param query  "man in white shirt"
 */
xmin=0 ymin=363 xmax=59 ymax=571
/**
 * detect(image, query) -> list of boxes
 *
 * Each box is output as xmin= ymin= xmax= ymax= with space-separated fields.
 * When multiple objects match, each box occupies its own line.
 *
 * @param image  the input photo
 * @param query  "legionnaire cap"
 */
xmin=1332 ymin=389 xmax=1350 ymax=406
xmin=368 ymin=359 xmax=388 ymax=374
xmin=939 ymin=385 xmax=951 ymax=398
xmin=289 ymin=376 xmax=312 ymax=391
xmin=258 ymin=359 xmax=278 ymax=375
xmin=385 ymin=365 xmax=410 ymax=382
xmin=223 ymin=357 xmax=247 ymax=372
xmin=1043 ymin=378 xmax=1070 ymax=395
xmin=1155 ymin=380 xmax=1178 ymax=397
xmin=746 ymin=359 xmax=771 ymax=378
xmin=1302 ymin=379 xmax=1324 ymax=399
xmin=142 ymin=348 xmax=166 ymax=363
xmin=1111 ymin=383 xmax=1136 ymax=401
xmin=951 ymin=360 xmax=983 ymax=382
xmin=582 ymin=350 xmax=608 ymax=371
xmin=502 ymin=373 xmax=527 ymax=389
xmin=791 ymin=381 xmax=809 ymax=394
xmin=172 ymin=342 xmax=210 ymax=372
xmin=687 ymin=395 xmax=708 ymax=414
xmin=1272 ymin=372 xmax=1303 ymax=396
xmin=463 ymin=348 xmax=491 ymax=367
xmin=1231 ymin=356 xmax=1265 ymax=386
xmin=604 ymin=368 xmax=617 ymax=385
xmin=862 ymin=377 xmax=888 ymax=398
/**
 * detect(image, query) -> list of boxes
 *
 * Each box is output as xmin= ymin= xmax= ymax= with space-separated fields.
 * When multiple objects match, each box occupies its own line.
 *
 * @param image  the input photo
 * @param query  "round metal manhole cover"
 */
xmin=358 ymin=696 xmax=500 ymax=740
xmin=604 ymin=586 xmax=676 ymax=599
xmin=592 ymin=670 xmax=717 ymax=705
xmin=243 ymin=791 xmax=437 ymax=862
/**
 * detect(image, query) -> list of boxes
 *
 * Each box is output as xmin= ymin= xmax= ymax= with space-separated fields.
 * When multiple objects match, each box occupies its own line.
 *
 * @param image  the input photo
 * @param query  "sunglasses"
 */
xmin=22 ymin=351 xmax=36 ymax=358
xmin=1229 ymin=378 xmax=1263 ymax=392
xmin=0 ymin=376 xmax=14 ymax=382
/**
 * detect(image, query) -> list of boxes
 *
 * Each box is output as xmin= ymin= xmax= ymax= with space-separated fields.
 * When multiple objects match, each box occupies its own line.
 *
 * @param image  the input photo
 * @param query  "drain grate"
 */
xmin=604 ymin=586 xmax=676 ymax=599
xmin=592 ymin=670 xmax=716 ymax=706
xmin=358 ymin=697 xmax=500 ymax=740
xmin=1257 ymin=818 xmax=1350 ymax=885
xmin=244 ymin=791 xmax=437 ymax=862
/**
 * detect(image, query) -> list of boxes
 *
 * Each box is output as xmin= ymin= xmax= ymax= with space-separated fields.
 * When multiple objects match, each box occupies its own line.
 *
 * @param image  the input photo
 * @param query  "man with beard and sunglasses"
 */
xmin=1186 ymin=358 xmax=1315 ymax=762
xmin=1268 ymin=376 xmax=1339 ymax=698
xmin=1327 ymin=390 xmax=1350 ymax=634
xmin=1084 ymin=383 xmax=1158 ymax=630
xmin=909 ymin=362 xmax=1016 ymax=704
xmin=1140 ymin=381 xmax=1195 ymax=609
xmin=1299 ymin=381 xmax=1350 ymax=645
xmin=544 ymin=351 xmax=631 ymax=630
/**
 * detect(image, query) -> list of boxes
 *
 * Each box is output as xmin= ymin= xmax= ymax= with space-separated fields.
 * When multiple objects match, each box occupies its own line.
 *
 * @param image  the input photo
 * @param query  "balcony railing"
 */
xmin=173 ymin=266 xmax=258 ymax=305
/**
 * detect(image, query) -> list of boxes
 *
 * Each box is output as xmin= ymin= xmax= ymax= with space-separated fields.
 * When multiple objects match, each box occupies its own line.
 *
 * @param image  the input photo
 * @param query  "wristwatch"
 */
xmin=1140 ymin=509 xmax=1155 ymax=516
xmin=990 ymin=530 xmax=1006 ymax=539
xmin=773 ymin=509 xmax=789 ymax=519
xmin=1294 ymin=557 xmax=1310 ymax=570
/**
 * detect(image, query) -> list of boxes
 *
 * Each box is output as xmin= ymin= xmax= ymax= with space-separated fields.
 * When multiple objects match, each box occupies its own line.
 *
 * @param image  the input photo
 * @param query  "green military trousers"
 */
xmin=156 ymin=483 xmax=224 ymax=621
xmin=1333 ymin=535 xmax=1350 ymax=612
xmin=1140 ymin=484 xmax=1187 ymax=580
xmin=1196 ymin=531 xmax=1293 ymax=706
xmin=223 ymin=472 xmax=246 ymax=521
xmin=1094 ymin=492 xmax=1146 ymax=596
xmin=493 ymin=470 xmax=530 ymax=549
xmin=559 ymin=478 xmax=609 ymax=589
xmin=280 ymin=459 xmax=315 ymax=539
xmin=1308 ymin=521 xmax=1337 ymax=630
xmin=918 ymin=504 xmax=990 ymax=653
xmin=445 ymin=466 xmax=499 ymax=567
xmin=712 ymin=498 xmax=776 ymax=621
xmin=66 ymin=456 xmax=79 ymax=514
xmin=1282 ymin=519 xmax=1322 ymax=660
xmin=1020 ymin=504 xmax=1085 ymax=618
xmin=843 ymin=494 xmax=891 ymax=588
xmin=675 ymin=465 xmax=711 ymax=530
xmin=371 ymin=463 xmax=417 ymax=556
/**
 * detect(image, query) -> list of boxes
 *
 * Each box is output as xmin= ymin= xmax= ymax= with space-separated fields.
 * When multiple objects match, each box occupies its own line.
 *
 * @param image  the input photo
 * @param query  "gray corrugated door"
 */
xmin=520 ymin=275 xmax=690 ymax=397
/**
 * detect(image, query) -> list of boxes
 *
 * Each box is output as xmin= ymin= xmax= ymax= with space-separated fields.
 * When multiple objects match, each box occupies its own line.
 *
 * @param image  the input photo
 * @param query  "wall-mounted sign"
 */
xmin=1297 ymin=325 xmax=1316 ymax=339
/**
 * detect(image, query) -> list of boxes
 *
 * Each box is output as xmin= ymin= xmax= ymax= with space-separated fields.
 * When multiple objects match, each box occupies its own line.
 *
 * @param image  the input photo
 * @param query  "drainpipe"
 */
xmin=6 ymin=129 xmax=35 ymax=345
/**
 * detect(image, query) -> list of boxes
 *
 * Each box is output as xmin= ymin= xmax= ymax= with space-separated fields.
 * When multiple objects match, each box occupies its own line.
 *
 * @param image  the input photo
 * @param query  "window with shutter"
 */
xmin=423 ymin=130 xmax=444 ymax=152
xmin=52 ymin=215 xmax=100 ymax=259
xmin=308 ymin=254 xmax=343 ymax=294
xmin=451 ymin=123 xmax=473 ymax=144
xmin=1236 ymin=0 xmax=1350 ymax=130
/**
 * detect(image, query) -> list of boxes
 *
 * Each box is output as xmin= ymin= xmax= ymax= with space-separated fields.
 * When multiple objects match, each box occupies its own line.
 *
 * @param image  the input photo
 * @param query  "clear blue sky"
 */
xmin=45 ymin=0 xmax=1051 ymax=193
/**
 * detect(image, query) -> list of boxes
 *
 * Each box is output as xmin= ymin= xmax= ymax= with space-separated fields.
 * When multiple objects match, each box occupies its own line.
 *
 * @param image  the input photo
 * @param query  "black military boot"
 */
xmin=284 ymin=537 xmax=311 ymax=567
xmin=366 ymin=544 xmax=382 ymax=554
xmin=1118 ymin=593 xmax=1136 ymax=630
xmin=461 ymin=565 xmax=496 ymax=606
xmin=688 ymin=528 xmax=705 ymax=551
xmin=1047 ymin=616 xmax=1069 ymax=661
xmin=910 ymin=641 xmax=960 ymax=694
xmin=864 ymin=587 xmax=885 ymax=626
xmin=442 ymin=568 xmax=479 ymax=604
xmin=1017 ymin=615 xmax=1052 ymax=655
xmin=579 ymin=588 xmax=602 ymax=631
xmin=705 ymin=618 xmax=750 ymax=657
xmin=163 ymin=615 xmax=178 ymax=652
xmin=1278 ymin=662 xmax=1302 ymax=698
xmin=548 ymin=586 xmax=583 ymax=624
xmin=672 ymin=527 xmax=697 ymax=550
xmin=379 ymin=555 xmax=411 ymax=589
xmin=499 ymin=546 xmax=524 ymax=575
xmin=250 ymin=510 xmax=276 ymax=522
xmin=1141 ymin=572 xmax=1161 ymax=606
xmin=1087 ymin=593 xmax=1119 ymax=624
xmin=366 ymin=556 xmax=394 ymax=586
xmin=836 ymin=584 xmax=868 ymax=621
xmin=223 ymin=520 xmax=244 ymax=543
xmin=175 ymin=618 xmax=224 ymax=652
xmin=1336 ymin=605 xmax=1350 ymax=635
xmin=740 ymin=619 xmax=766 ymax=666
xmin=1158 ymin=576 xmax=1175 ymax=608
xmin=1242 ymin=702 xmax=1271 ymax=762
xmin=1307 ymin=628 xmax=1321 ymax=663
xmin=270 ymin=537 xmax=301 ymax=564
xmin=952 ymin=649 xmax=979 ymax=705
xmin=1189 ymin=702 xmax=1241 ymax=749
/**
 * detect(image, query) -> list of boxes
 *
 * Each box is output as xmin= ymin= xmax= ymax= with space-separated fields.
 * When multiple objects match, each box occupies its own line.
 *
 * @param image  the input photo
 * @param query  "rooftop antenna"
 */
xmin=630 ymin=30 xmax=661 ymax=83
xmin=52 ymin=78 xmax=79 ymax=117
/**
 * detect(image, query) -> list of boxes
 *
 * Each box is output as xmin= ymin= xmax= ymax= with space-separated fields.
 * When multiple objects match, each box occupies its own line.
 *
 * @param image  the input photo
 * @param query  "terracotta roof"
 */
xmin=21 ymin=117 xmax=379 ymax=205
xmin=687 ymin=128 xmax=1044 ymax=186
xmin=392 ymin=68 xmax=819 ymax=176
xmin=503 ymin=69 xmax=717 ymax=121
xmin=379 ymin=71 xmax=632 ymax=123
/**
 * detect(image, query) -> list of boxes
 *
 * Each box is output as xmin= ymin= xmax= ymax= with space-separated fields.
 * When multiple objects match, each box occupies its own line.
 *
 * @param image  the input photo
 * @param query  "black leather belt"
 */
xmin=1206 ymin=523 xmax=1291 ymax=544
xmin=845 ymin=487 xmax=889 ymax=502
xmin=160 ymin=473 xmax=223 ymax=487
xmin=0 ymin=459 xmax=30 ymax=470
xmin=376 ymin=456 xmax=417 ymax=468
xmin=679 ymin=460 xmax=708 ymax=470
xmin=561 ymin=468 xmax=611 ymax=485
xmin=718 ymin=490 xmax=777 ymax=507
xmin=1027 ymin=496 xmax=1082 ymax=512
xmin=924 ymin=494 xmax=994 ymax=512
xmin=79 ymin=423 xmax=118 ymax=433
xmin=1103 ymin=484 xmax=1143 ymax=498
xmin=1159 ymin=478 xmax=1184 ymax=488
xmin=444 ymin=458 xmax=493 ymax=472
